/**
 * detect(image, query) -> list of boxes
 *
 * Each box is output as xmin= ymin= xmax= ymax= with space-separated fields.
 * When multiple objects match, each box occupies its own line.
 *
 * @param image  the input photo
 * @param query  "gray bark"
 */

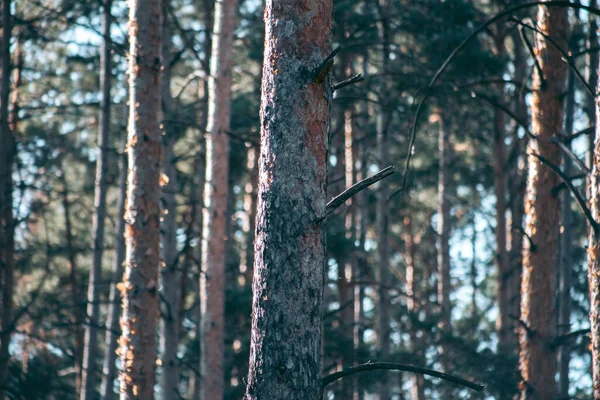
xmin=243 ymin=0 xmax=333 ymax=397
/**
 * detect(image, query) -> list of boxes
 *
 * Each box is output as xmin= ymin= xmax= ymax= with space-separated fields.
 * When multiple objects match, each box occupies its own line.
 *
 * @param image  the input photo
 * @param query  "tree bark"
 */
xmin=199 ymin=0 xmax=236 ymax=398
xmin=0 ymin=0 xmax=14 ymax=396
xmin=80 ymin=2 xmax=112 ymax=398
xmin=587 ymin=0 xmax=598 ymax=196
xmin=519 ymin=6 xmax=568 ymax=400
xmin=117 ymin=0 xmax=163 ymax=397
xmin=243 ymin=0 xmax=333 ymax=397
xmin=100 ymin=136 xmax=127 ymax=400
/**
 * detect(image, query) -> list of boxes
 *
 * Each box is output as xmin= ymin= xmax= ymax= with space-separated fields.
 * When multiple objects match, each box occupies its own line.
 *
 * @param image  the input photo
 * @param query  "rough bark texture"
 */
xmin=100 ymin=137 xmax=127 ymax=400
xmin=118 ymin=0 xmax=163 ymax=397
xmin=243 ymin=0 xmax=332 ymax=397
xmin=437 ymin=112 xmax=451 ymax=375
xmin=159 ymin=5 xmax=181 ymax=398
xmin=199 ymin=0 xmax=235 ymax=397
xmin=80 ymin=2 xmax=112 ymax=398
xmin=375 ymin=2 xmax=391 ymax=399
xmin=519 ymin=6 xmax=567 ymax=400
xmin=589 ymin=75 xmax=600 ymax=400
xmin=0 ymin=0 xmax=13 ymax=397
xmin=558 ymin=51 xmax=576 ymax=399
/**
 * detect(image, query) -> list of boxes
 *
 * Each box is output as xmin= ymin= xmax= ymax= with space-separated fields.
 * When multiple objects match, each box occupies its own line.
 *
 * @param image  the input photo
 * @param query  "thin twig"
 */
xmin=325 ymin=165 xmax=395 ymax=217
xmin=518 ymin=24 xmax=546 ymax=90
xmin=512 ymin=17 xmax=595 ymax=98
xmin=550 ymin=136 xmax=590 ymax=174
xmin=529 ymin=152 xmax=598 ymax=235
xmin=321 ymin=361 xmax=485 ymax=392
xmin=333 ymin=73 xmax=364 ymax=91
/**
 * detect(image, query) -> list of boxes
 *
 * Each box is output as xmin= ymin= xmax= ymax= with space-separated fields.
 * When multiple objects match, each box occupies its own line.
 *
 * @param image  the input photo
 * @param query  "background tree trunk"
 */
xmin=100 ymin=135 xmax=127 ymax=400
xmin=0 ymin=0 xmax=14 ymax=397
xmin=117 ymin=0 xmax=163 ymax=397
xmin=159 ymin=3 xmax=181 ymax=397
xmin=519 ymin=6 xmax=568 ymax=400
xmin=437 ymin=111 xmax=452 ymax=375
xmin=243 ymin=0 xmax=332 ymax=396
xmin=200 ymin=0 xmax=236 ymax=398
xmin=80 ymin=1 xmax=112 ymax=398
xmin=375 ymin=2 xmax=391 ymax=398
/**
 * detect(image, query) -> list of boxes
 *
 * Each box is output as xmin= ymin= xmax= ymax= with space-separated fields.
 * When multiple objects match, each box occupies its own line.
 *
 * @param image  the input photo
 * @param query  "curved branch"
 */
xmin=511 ymin=17 xmax=595 ymax=97
xmin=530 ymin=152 xmax=599 ymax=235
xmin=519 ymin=24 xmax=545 ymax=89
xmin=321 ymin=361 xmax=485 ymax=392
xmin=400 ymin=1 xmax=600 ymax=197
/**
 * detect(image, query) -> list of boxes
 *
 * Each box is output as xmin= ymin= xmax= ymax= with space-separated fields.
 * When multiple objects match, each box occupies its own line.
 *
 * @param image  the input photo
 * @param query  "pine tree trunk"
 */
xmin=375 ymin=2 xmax=391 ymax=399
xmin=519 ymin=6 xmax=568 ymax=400
xmin=243 ymin=0 xmax=333 ymax=397
xmin=403 ymin=216 xmax=425 ymax=400
xmin=587 ymin=0 xmax=598 ymax=194
xmin=0 ymin=0 xmax=14 ymax=396
xmin=508 ymin=25 xmax=528 ymax=354
xmin=61 ymin=175 xmax=84 ymax=394
xmin=117 ymin=0 xmax=163 ymax=397
xmin=100 ymin=135 xmax=127 ymax=400
xmin=159 ymin=4 xmax=181 ymax=397
xmin=437 ymin=111 xmax=451 ymax=375
xmin=493 ymin=38 xmax=510 ymax=352
xmin=80 ymin=2 xmax=112 ymax=398
xmin=199 ymin=0 xmax=235 ymax=398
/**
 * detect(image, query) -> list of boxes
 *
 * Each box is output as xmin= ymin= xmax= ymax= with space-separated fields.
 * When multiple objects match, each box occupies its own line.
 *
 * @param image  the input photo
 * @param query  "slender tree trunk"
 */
xmin=100 ymin=136 xmax=127 ymax=400
xmin=436 ymin=111 xmax=451 ymax=375
xmin=243 ymin=0 xmax=333 ymax=397
xmin=61 ymin=175 xmax=85 ymax=394
xmin=519 ymin=6 xmax=568 ymax=400
xmin=117 ymin=0 xmax=163 ymax=397
xmin=587 ymin=0 xmax=598 ymax=193
xmin=80 ymin=2 xmax=112 ymax=398
xmin=353 ymin=52 xmax=369 ymax=400
xmin=403 ymin=216 xmax=425 ymax=400
xmin=0 ymin=0 xmax=14 ymax=396
xmin=375 ymin=2 xmax=391 ymax=399
xmin=508 ymin=25 xmax=528 ymax=355
xmin=558 ymin=43 xmax=576 ymax=399
xmin=200 ymin=0 xmax=236 ymax=398
xmin=240 ymin=145 xmax=258 ymax=284
xmin=159 ymin=3 xmax=181 ymax=397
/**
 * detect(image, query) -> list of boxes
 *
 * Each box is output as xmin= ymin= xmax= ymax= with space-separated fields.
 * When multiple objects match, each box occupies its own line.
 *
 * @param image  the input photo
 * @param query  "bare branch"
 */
xmin=321 ymin=361 xmax=485 ymax=392
xmin=325 ymin=165 xmax=395 ymax=217
xmin=529 ymin=152 xmax=598 ymax=235
xmin=333 ymin=73 xmax=364 ymax=91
